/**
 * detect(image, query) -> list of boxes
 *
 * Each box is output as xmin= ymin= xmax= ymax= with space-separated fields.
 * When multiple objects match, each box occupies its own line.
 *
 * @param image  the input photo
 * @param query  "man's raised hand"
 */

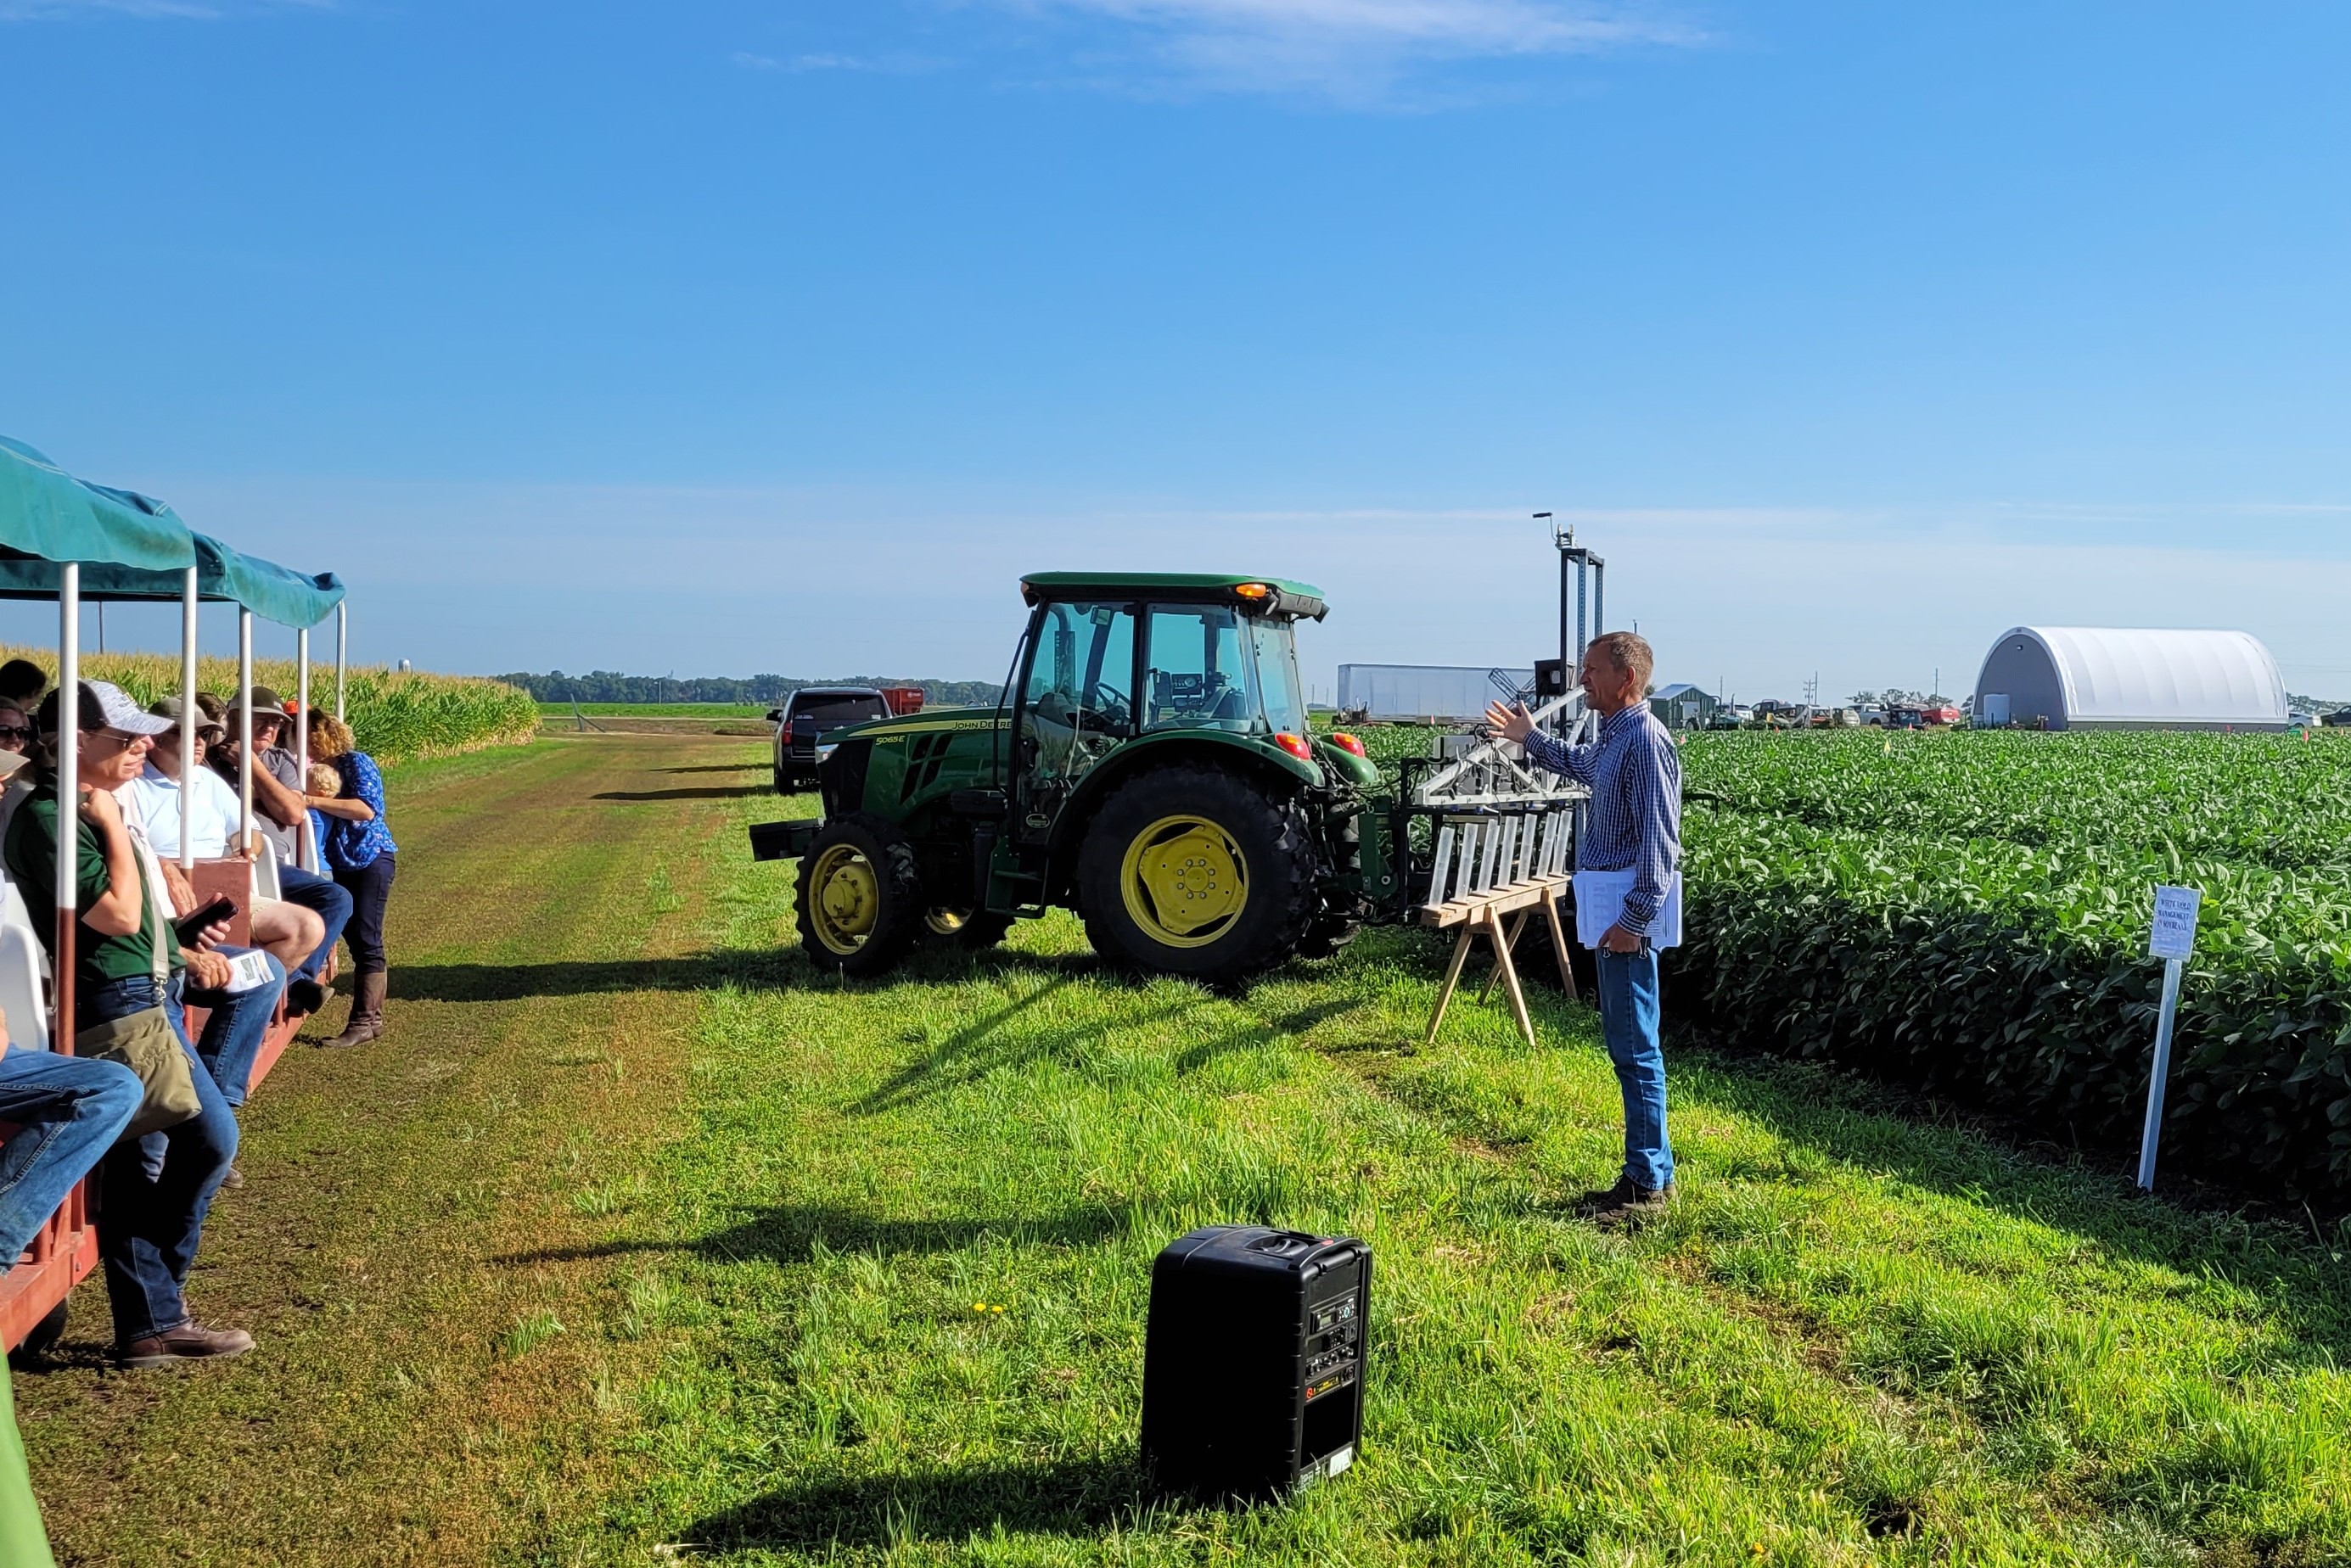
xmin=1483 ymin=700 xmax=1537 ymax=744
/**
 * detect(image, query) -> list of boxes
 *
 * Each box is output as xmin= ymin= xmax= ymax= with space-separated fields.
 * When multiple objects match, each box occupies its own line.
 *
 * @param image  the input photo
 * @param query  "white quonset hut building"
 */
xmin=1972 ymin=627 xmax=2289 ymax=731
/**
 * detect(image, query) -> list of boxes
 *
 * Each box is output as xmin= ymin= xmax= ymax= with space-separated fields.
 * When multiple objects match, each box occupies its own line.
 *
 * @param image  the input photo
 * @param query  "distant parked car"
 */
xmin=771 ymin=686 xmax=894 ymax=793
xmin=2323 ymin=709 xmax=2351 ymax=728
xmin=2288 ymin=710 xmax=2318 ymax=728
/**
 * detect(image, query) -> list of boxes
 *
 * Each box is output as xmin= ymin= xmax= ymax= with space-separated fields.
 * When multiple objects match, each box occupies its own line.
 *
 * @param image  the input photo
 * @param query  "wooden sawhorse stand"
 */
xmin=1420 ymin=874 xmax=1577 ymax=1049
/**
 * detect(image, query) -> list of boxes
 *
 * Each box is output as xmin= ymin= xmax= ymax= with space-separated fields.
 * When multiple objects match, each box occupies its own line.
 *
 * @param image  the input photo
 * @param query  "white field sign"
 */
xmin=2137 ymin=884 xmax=2202 ymax=1190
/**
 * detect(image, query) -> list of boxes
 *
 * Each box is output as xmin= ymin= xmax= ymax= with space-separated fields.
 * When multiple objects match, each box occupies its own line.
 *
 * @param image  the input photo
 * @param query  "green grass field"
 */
xmin=21 ymin=735 xmax=2351 ymax=1565
xmin=539 ymin=702 xmax=773 ymax=718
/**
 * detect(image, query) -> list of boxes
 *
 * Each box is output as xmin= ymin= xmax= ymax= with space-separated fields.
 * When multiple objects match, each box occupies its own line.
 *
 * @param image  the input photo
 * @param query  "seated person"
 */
xmin=8 ymin=680 xmax=257 ymax=1369
xmin=124 ymin=700 xmax=331 ymax=1020
xmin=0 ymin=1000 xmax=141 ymax=1268
xmin=202 ymin=690 xmax=351 ymax=1003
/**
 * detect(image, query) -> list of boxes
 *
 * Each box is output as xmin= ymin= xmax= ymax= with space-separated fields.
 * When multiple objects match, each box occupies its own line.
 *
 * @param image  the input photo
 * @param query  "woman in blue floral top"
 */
xmin=305 ymin=713 xmax=397 ymax=1049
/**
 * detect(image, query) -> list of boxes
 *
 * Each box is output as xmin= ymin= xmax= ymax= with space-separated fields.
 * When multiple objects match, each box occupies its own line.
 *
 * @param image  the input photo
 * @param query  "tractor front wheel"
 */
xmin=796 ymin=814 xmax=924 ymax=977
xmin=1078 ymin=765 xmax=1316 ymax=985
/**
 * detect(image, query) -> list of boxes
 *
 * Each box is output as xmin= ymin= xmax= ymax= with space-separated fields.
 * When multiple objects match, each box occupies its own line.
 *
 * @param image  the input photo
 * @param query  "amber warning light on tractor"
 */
xmin=1274 ymin=732 xmax=1312 ymax=761
xmin=1329 ymin=732 xmax=1367 ymax=758
xmin=1232 ymin=582 xmax=1272 ymax=601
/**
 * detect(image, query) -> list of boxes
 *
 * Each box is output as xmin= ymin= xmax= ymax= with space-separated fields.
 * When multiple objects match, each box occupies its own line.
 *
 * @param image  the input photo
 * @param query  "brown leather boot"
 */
xmin=323 ymin=971 xmax=387 ymax=1049
xmin=114 ymin=1321 xmax=255 ymax=1369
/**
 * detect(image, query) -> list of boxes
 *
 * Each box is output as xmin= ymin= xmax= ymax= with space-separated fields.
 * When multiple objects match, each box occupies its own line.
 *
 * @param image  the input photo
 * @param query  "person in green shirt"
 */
xmin=4 ymin=681 xmax=253 ymax=1368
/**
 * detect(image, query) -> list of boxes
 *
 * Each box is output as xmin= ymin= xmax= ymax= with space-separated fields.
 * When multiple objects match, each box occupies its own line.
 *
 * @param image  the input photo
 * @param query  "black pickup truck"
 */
xmin=769 ymin=687 xmax=895 ymax=793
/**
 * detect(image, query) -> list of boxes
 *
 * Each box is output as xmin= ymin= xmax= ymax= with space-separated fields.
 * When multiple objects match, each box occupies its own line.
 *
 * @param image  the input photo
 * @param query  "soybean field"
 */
xmin=1680 ymin=730 xmax=2351 ymax=1199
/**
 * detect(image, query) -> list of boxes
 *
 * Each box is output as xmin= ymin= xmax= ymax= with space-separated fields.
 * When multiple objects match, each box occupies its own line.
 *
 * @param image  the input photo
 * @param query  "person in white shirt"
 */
xmin=122 ymin=700 xmax=327 ymax=1015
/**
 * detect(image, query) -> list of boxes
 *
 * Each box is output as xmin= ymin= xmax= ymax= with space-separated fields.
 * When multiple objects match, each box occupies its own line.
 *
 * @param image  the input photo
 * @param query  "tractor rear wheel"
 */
xmin=796 ymin=814 xmax=924 ymax=976
xmin=1077 ymin=764 xmax=1316 ymax=985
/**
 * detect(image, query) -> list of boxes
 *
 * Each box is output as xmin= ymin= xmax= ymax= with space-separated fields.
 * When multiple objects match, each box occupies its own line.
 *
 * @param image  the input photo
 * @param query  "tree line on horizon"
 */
xmin=499 ymin=669 xmax=1007 ymax=708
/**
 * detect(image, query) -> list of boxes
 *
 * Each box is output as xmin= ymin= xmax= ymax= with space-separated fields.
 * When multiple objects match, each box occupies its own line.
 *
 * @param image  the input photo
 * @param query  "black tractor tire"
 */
xmin=796 ymin=814 xmax=925 ymax=977
xmin=773 ymin=764 xmax=789 ymax=794
xmin=1077 ymin=764 xmax=1318 ymax=985
xmin=1294 ymin=914 xmax=1361 ymax=961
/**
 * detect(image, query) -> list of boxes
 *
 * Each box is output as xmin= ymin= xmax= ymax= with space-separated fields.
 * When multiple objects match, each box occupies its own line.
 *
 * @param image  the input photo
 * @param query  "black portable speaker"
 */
xmin=1138 ymin=1225 xmax=1371 ymax=1502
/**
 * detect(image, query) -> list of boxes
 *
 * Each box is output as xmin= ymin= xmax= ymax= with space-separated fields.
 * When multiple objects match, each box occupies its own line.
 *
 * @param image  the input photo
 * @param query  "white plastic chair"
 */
xmin=0 ymin=920 xmax=49 ymax=1051
xmin=242 ymin=815 xmax=285 ymax=902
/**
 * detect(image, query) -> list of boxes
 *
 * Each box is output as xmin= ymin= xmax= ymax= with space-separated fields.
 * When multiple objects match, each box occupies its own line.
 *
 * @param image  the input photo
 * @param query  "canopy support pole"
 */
xmin=181 ymin=566 xmax=198 ymax=873
xmin=238 ymin=608 xmax=254 ymax=860
xmin=296 ymin=625 xmax=311 ymax=870
xmin=334 ymin=602 xmax=346 ymax=722
xmin=55 ymin=564 xmax=79 ymax=1054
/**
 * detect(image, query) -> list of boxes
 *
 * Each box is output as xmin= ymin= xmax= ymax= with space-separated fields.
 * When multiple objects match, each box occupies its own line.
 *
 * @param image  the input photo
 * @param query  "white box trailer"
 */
xmin=1337 ymin=664 xmax=1535 ymax=725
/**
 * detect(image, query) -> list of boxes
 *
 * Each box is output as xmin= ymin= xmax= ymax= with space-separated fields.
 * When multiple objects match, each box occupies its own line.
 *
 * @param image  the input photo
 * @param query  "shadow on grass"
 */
xmin=592 ymin=785 xmax=772 ymax=801
xmin=679 ymin=1454 xmax=1145 ymax=1551
xmin=499 ymin=1201 xmax=1131 ymax=1268
xmin=390 ymin=944 xmax=1104 ymax=1004
xmin=849 ymin=983 xmax=1365 ymax=1115
xmin=659 ymin=763 xmax=761 ymax=774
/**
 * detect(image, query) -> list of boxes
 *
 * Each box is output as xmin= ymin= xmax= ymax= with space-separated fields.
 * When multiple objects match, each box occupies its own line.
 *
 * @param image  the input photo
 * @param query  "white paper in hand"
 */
xmin=218 ymin=949 xmax=279 ymax=996
xmin=1572 ymin=869 xmax=1683 ymax=949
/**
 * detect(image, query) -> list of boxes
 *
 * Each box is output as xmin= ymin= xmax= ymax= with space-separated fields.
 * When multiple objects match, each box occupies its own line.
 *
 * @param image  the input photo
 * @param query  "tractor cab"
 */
xmin=1010 ymin=574 xmax=1326 ymax=839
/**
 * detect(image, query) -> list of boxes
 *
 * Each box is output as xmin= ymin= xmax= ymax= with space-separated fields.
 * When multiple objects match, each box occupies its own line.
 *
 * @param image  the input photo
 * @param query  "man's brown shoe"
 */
xmin=113 ymin=1323 xmax=255 ymax=1369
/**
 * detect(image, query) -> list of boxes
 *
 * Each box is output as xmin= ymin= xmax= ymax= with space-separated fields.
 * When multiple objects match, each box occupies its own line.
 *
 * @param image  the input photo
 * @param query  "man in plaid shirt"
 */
xmin=1485 ymin=630 xmax=1682 ymax=1221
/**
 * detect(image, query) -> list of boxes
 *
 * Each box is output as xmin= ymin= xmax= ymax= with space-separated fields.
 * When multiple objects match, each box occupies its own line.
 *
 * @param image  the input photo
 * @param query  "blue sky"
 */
xmin=1 ymin=0 xmax=2345 ymax=702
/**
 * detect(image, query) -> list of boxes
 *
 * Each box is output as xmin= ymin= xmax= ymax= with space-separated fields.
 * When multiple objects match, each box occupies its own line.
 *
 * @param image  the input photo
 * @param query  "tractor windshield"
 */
xmin=1142 ymin=602 xmax=1310 ymax=736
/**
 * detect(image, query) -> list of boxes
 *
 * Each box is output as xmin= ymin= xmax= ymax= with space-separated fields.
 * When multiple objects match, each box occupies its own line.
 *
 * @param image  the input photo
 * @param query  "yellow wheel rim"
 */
xmin=809 ymin=843 xmax=881 ymax=955
xmin=1119 ymin=814 xmax=1249 ymax=949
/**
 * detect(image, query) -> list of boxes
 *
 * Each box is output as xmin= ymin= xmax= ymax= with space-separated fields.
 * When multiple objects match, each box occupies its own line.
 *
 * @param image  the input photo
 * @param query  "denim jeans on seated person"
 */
xmin=79 ymin=972 xmax=238 ymax=1347
xmin=177 ymin=946 xmax=288 ymax=1109
xmin=275 ymin=863 xmax=353 ymax=983
xmin=0 ymin=1046 xmax=141 ymax=1266
xmin=1595 ymin=943 xmax=1674 ymax=1192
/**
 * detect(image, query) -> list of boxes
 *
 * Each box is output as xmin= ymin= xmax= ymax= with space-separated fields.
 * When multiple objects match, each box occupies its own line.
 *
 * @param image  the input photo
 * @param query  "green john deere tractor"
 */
xmin=749 ymin=572 xmax=1412 ymax=984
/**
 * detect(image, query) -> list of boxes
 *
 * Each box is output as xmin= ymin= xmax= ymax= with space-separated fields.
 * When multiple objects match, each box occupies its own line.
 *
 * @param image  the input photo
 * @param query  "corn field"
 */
xmin=0 ymin=644 xmax=539 ymax=764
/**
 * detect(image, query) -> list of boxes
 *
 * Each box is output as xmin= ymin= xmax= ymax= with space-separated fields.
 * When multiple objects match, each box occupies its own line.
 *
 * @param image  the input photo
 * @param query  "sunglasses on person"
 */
xmin=0 ymin=724 xmax=31 ymax=743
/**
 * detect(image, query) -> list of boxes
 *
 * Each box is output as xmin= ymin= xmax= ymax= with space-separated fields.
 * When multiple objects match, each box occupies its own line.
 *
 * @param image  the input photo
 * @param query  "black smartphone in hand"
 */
xmin=172 ymin=896 xmax=238 ymax=948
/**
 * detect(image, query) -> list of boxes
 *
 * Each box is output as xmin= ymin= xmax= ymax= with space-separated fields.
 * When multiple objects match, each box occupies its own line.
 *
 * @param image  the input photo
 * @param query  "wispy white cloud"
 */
xmin=732 ymin=48 xmax=885 ymax=73
xmin=993 ymin=0 xmax=1700 ymax=104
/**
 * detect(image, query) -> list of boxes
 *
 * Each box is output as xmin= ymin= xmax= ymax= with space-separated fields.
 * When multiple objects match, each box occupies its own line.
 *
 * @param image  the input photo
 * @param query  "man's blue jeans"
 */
xmin=275 ymin=864 xmax=353 ymax=983
xmin=0 ymin=1047 xmax=141 ymax=1267
xmin=178 ymin=946 xmax=288 ymax=1109
xmin=81 ymin=973 xmax=238 ymax=1347
xmin=1595 ymin=944 xmax=1674 ymax=1191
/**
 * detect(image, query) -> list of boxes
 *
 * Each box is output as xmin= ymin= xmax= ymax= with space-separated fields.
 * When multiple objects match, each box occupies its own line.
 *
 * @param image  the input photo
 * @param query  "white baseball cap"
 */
xmin=86 ymin=680 xmax=176 ymax=736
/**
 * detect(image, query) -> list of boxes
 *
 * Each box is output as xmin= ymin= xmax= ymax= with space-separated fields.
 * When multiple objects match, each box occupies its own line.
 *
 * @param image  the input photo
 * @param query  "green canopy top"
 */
xmin=0 ymin=530 xmax=344 ymax=630
xmin=0 ymin=435 xmax=197 ymax=574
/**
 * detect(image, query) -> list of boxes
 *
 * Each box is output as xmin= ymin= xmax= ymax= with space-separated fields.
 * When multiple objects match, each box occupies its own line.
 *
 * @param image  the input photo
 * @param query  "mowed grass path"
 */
xmin=18 ymin=736 xmax=2351 ymax=1565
